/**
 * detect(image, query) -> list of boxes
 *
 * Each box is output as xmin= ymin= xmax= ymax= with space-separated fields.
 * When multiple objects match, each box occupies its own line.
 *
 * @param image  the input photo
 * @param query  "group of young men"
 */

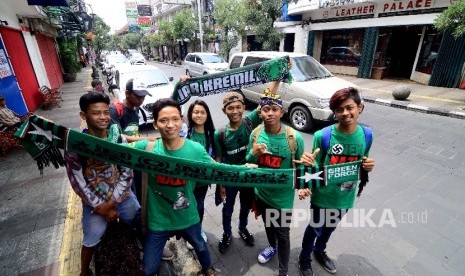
xmin=68 ymin=71 xmax=375 ymax=276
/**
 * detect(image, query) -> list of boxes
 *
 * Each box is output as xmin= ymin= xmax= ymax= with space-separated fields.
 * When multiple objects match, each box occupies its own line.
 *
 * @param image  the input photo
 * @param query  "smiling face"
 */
xmin=333 ymin=98 xmax=363 ymax=128
xmin=259 ymin=104 xmax=284 ymax=127
xmin=154 ymin=106 xmax=183 ymax=141
xmin=80 ymin=102 xmax=110 ymax=132
xmin=191 ymin=104 xmax=207 ymax=127
xmin=223 ymin=101 xmax=245 ymax=124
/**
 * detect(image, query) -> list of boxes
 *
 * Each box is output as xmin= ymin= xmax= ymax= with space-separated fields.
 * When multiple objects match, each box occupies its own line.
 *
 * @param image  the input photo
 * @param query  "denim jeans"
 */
xmin=222 ymin=186 xmax=254 ymax=235
xmin=81 ymin=192 xmax=140 ymax=247
xmin=193 ymin=185 xmax=209 ymax=224
xmin=143 ymin=222 xmax=211 ymax=276
xmin=300 ymin=203 xmax=347 ymax=259
xmin=256 ymin=197 xmax=292 ymax=275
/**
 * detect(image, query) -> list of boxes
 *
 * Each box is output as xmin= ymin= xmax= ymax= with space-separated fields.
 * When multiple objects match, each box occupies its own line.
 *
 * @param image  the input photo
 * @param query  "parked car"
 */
xmin=228 ymin=51 xmax=357 ymax=131
xmin=184 ymin=52 xmax=229 ymax=77
xmin=326 ymin=46 xmax=361 ymax=63
xmin=109 ymin=65 xmax=178 ymax=125
xmin=129 ymin=53 xmax=146 ymax=65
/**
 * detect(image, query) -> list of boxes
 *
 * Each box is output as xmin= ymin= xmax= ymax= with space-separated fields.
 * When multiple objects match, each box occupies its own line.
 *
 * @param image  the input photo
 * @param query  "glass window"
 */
xmin=243 ymin=56 xmax=268 ymax=66
xmin=320 ymin=29 xmax=364 ymax=67
xmin=416 ymin=26 xmax=442 ymax=74
xmin=200 ymin=54 xmax=225 ymax=63
xmin=230 ymin=56 xmax=243 ymax=69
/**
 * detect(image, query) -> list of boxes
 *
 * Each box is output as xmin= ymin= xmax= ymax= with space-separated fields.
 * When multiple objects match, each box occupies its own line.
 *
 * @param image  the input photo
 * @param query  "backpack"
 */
xmin=321 ymin=124 xmax=373 ymax=155
xmin=251 ymin=124 xmax=298 ymax=169
xmin=112 ymin=100 xmax=147 ymax=123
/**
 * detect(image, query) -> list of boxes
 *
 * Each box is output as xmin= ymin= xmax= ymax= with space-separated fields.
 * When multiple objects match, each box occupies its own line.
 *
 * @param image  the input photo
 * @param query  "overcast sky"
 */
xmin=84 ymin=0 xmax=128 ymax=33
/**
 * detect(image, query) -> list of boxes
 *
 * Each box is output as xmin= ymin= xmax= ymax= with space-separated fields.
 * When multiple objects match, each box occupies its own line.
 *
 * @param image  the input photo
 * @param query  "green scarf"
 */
xmin=172 ymin=56 xmax=293 ymax=105
xmin=15 ymin=115 xmax=362 ymax=189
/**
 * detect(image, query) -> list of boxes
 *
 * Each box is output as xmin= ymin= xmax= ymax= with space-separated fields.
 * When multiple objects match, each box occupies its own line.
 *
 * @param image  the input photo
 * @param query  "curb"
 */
xmin=363 ymin=96 xmax=465 ymax=120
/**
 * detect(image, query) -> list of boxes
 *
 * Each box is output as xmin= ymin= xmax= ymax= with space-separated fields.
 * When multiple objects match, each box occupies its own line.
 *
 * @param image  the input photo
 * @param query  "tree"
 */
xmin=108 ymin=35 xmax=122 ymax=51
xmin=90 ymin=15 xmax=111 ymax=54
xmin=172 ymin=8 xmax=199 ymax=52
xmin=120 ymin=33 xmax=142 ymax=50
xmin=213 ymin=0 xmax=247 ymax=61
xmin=244 ymin=0 xmax=284 ymax=50
xmin=434 ymin=0 xmax=465 ymax=38
xmin=159 ymin=20 xmax=176 ymax=60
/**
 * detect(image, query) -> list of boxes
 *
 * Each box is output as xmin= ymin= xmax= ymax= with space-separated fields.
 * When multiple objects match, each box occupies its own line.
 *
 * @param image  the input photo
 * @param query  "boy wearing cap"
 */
xmin=214 ymin=82 xmax=281 ymax=254
xmin=245 ymin=93 xmax=305 ymax=276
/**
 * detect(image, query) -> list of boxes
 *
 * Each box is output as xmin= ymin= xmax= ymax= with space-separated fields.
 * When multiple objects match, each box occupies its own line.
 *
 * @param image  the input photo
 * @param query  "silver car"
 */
xmin=184 ymin=52 xmax=229 ymax=77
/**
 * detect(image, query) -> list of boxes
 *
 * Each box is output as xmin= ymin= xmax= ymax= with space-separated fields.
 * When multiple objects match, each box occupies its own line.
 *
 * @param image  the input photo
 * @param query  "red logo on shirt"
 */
xmin=329 ymin=155 xmax=359 ymax=165
xmin=156 ymin=175 xmax=186 ymax=186
xmin=258 ymin=153 xmax=284 ymax=168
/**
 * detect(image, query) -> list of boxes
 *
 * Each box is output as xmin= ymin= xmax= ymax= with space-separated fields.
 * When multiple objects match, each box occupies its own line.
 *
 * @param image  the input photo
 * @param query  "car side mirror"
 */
xmin=198 ymin=60 xmax=203 ymax=65
xmin=169 ymin=77 xmax=174 ymax=81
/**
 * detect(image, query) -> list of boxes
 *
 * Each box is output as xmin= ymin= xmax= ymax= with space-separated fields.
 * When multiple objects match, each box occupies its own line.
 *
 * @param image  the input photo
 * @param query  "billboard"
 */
xmin=137 ymin=16 xmax=151 ymax=31
xmin=137 ymin=5 xmax=152 ymax=16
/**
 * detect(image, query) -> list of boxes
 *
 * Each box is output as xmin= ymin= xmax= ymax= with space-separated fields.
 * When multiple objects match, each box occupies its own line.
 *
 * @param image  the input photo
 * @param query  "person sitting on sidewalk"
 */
xmin=64 ymin=92 xmax=140 ymax=276
xmin=130 ymin=98 xmax=216 ymax=276
xmin=0 ymin=96 xmax=26 ymax=130
xmin=89 ymin=79 xmax=105 ymax=94
xmin=298 ymin=87 xmax=375 ymax=275
xmin=245 ymin=92 xmax=306 ymax=276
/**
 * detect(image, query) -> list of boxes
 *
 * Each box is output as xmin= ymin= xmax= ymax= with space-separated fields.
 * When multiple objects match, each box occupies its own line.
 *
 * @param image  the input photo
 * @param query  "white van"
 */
xmin=229 ymin=51 xmax=357 ymax=131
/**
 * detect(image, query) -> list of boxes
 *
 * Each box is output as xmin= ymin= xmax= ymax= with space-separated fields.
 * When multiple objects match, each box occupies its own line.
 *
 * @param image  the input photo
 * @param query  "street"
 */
xmin=147 ymin=62 xmax=465 ymax=275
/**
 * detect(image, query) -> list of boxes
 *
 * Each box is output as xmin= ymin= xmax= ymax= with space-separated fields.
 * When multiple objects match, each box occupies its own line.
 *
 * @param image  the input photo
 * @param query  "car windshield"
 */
xmin=132 ymin=53 xmax=144 ymax=58
xmin=290 ymin=56 xmax=332 ymax=82
xmin=107 ymin=55 xmax=128 ymax=63
xmin=201 ymin=55 xmax=225 ymax=63
xmin=123 ymin=70 xmax=169 ymax=88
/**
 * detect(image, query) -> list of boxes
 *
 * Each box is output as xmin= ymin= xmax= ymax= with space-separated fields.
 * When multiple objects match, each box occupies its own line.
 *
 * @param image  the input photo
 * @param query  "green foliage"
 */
xmin=172 ymin=9 xmax=198 ymax=41
xmin=434 ymin=0 xmax=465 ymax=38
xmin=159 ymin=20 xmax=176 ymax=47
xmin=244 ymin=0 xmax=283 ymax=50
xmin=91 ymin=16 xmax=111 ymax=53
xmin=58 ymin=38 xmax=81 ymax=74
xmin=108 ymin=35 xmax=122 ymax=50
xmin=213 ymin=0 xmax=247 ymax=60
xmin=120 ymin=33 xmax=142 ymax=50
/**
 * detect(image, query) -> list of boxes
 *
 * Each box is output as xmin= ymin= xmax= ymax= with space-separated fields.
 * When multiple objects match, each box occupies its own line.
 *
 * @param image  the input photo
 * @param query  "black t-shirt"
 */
xmin=109 ymin=104 xmax=140 ymax=137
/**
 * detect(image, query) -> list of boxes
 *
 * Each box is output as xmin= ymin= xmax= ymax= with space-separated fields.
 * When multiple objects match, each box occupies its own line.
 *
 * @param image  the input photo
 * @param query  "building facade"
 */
xmin=277 ymin=0 xmax=465 ymax=88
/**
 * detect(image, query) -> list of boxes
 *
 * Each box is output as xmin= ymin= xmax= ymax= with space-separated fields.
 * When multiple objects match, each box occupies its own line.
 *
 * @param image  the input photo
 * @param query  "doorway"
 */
xmin=284 ymin=33 xmax=295 ymax=52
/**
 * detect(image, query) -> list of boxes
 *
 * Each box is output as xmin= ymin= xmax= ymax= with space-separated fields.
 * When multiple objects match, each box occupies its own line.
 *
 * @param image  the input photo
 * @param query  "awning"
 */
xmin=27 ymin=0 xmax=69 ymax=7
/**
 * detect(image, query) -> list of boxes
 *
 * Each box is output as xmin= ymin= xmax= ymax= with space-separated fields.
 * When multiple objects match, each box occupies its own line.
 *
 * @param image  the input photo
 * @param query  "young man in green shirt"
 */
xmin=298 ymin=87 xmax=375 ymax=275
xmin=130 ymin=98 xmax=215 ymax=276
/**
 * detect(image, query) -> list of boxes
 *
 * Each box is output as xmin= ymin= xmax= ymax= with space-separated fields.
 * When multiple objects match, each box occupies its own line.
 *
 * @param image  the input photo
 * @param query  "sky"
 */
xmin=84 ymin=0 xmax=128 ymax=33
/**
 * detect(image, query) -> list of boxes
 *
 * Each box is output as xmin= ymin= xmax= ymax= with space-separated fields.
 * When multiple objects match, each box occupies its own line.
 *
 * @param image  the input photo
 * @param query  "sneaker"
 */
xmin=313 ymin=251 xmax=336 ymax=274
xmin=258 ymin=245 xmax=278 ymax=263
xmin=201 ymin=230 xmax=208 ymax=242
xmin=162 ymin=247 xmax=174 ymax=261
xmin=204 ymin=266 xmax=215 ymax=276
xmin=298 ymin=256 xmax=314 ymax=276
xmin=186 ymin=240 xmax=194 ymax=250
xmin=218 ymin=233 xmax=232 ymax=254
xmin=238 ymin=227 xmax=254 ymax=246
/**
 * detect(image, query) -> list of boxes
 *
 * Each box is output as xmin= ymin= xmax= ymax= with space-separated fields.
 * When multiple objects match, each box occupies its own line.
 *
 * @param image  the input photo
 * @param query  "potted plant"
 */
xmin=58 ymin=38 xmax=81 ymax=82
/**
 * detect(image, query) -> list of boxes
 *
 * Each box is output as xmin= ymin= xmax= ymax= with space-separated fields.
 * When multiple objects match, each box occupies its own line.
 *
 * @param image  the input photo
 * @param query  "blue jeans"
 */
xmin=81 ymin=192 xmax=140 ymax=247
xmin=222 ymin=186 xmax=254 ymax=235
xmin=143 ymin=223 xmax=211 ymax=276
xmin=194 ymin=185 xmax=209 ymax=224
xmin=300 ymin=204 xmax=346 ymax=259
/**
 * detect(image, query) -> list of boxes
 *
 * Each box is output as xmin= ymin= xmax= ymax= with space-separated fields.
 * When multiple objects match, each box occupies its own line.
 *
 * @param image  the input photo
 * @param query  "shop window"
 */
xmin=416 ymin=26 xmax=442 ymax=74
xmin=320 ymin=29 xmax=364 ymax=67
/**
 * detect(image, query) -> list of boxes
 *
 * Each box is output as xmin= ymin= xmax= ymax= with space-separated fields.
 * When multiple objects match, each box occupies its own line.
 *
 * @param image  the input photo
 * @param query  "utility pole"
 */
xmin=196 ymin=0 xmax=204 ymax=52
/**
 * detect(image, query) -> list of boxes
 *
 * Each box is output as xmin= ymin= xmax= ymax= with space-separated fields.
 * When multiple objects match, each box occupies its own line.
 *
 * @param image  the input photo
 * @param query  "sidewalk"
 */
xmin=0 ymin=66 xmax=464 ymax=276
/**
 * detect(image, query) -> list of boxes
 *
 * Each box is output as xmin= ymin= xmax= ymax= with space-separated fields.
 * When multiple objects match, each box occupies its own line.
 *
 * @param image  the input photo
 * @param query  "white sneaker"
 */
xmin=186 ymin=240 xmax=194 ymax=250
xmin=201 ymin=230 xmax=208 ymax=242
xmin=258 ymin=245 xmax=278 ymax=264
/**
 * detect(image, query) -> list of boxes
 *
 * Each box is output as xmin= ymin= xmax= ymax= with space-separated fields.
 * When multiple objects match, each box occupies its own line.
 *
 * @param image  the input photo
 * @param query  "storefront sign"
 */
xmin=333 ymin=4 xmax=376 ymax=17
xmin=382 ymin=0 xmax=433 ymax=13
xmin=137 ymin=5 xmax=152 ymax=16
xmin=137 ymin=16 xmax=151 ymax=31
xmin=0 ymin=49 xmax=12 ymax=79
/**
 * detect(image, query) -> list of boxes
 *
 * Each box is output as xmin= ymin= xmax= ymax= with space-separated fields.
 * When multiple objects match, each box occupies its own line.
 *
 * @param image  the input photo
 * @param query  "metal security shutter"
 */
xmin=357 ymin=27 xmax=378 ymax=79
xmin=429 ymin=32 xmax=465 ymax=88
xmin=0 ymin=26 xmax=41 ymax=111
xmin=36 ymin=33 xmax=63 ymax=89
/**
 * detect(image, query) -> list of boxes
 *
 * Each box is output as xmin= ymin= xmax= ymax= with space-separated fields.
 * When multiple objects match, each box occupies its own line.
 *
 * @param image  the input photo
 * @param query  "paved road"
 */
xmin=154 ymin=62 xmax=465 ymax=275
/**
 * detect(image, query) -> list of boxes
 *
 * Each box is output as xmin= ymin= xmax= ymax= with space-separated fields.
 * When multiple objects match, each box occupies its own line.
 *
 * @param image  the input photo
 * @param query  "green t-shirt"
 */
xmin=246 ymin=126 xmax=304 ymax=209
xmin=214 ymin=108 xmax=262 ymax=165
xmin=311 ymin=125 xmax=371 ymax=209
xmin=132 ymin=139 xmax=214 ymax=231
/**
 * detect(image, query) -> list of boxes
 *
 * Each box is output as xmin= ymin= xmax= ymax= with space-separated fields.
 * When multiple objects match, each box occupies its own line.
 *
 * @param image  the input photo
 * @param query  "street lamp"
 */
xmin=196 ymin=0 xmax=204 ymax=52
